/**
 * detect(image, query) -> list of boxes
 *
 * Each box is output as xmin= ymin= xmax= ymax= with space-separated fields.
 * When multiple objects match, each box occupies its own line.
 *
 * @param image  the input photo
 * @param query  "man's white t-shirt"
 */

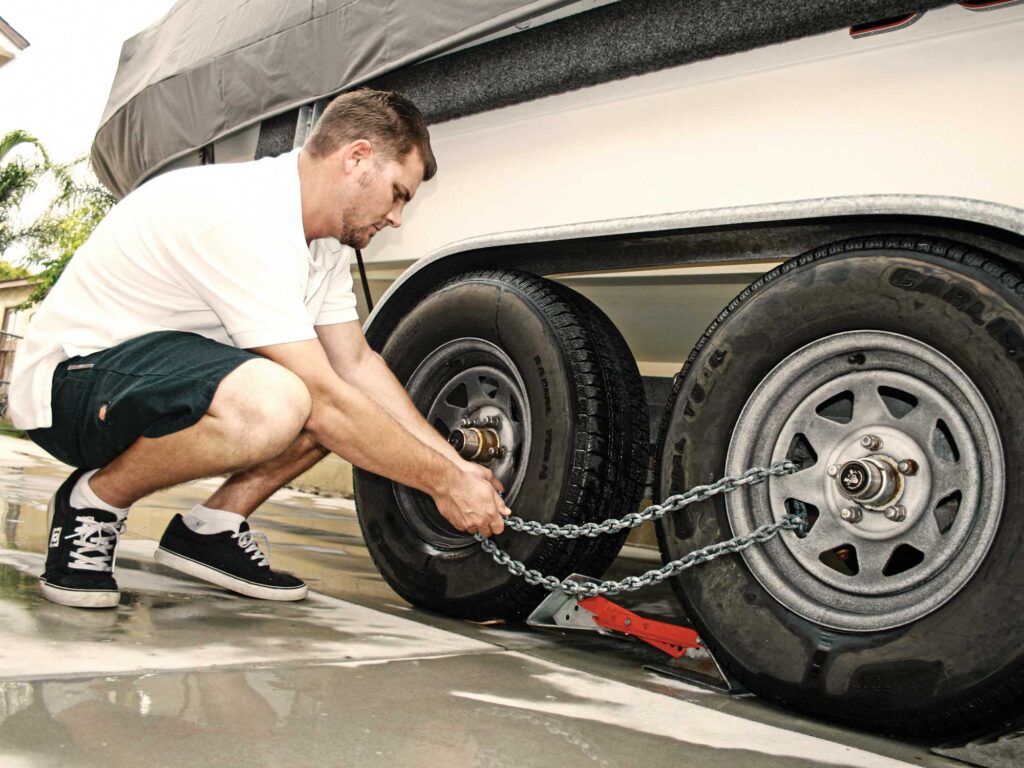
xmin=8 ymin=149 xmax=359 ymax=430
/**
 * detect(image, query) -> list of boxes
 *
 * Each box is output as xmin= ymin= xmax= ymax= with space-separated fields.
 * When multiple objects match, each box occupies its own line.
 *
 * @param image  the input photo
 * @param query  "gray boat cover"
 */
xmin=91 ymin=0 xmax=574 ymax=197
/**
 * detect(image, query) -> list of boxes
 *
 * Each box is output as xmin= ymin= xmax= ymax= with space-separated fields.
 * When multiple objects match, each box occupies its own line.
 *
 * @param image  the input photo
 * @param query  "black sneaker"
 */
xmin=154 ymin=514 xmax=308 ymax=601
xmin=40 ymin=469 xmax=126 ymax=609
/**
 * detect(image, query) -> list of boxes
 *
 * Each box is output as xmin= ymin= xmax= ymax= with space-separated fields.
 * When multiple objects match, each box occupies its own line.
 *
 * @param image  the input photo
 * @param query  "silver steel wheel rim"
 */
xmin=397 ymin=338 xmax=531 ymax=549
xmin=726 ymin=330 xmax=1004 ymax=632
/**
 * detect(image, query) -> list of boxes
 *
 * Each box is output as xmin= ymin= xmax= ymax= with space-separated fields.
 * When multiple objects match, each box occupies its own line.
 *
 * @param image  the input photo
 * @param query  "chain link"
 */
xmin=474 ymin=460 xmax=806 ymax=597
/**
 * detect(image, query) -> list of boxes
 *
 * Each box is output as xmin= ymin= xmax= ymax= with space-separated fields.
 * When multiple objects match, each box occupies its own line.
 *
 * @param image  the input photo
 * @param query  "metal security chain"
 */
xmin=474 ymin=460 xmax=806 ymax=598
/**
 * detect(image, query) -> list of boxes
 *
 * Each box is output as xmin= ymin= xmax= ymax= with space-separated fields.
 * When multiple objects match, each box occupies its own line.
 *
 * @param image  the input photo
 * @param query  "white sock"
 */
xmin=70 ymin=470 xmax=130 ymax=521
xmin=183 ymin=504 xmax=246 ymax=535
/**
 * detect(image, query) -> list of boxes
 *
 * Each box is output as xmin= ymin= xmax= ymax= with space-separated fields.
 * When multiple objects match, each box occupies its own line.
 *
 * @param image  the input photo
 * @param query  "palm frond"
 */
xmin=0 ymin=130 xmax=49 ymax=166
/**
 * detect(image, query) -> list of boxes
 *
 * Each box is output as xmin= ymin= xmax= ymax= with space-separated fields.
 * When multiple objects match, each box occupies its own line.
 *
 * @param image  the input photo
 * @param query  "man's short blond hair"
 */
xmin=306 ymin=89 xmax=437 ymax=180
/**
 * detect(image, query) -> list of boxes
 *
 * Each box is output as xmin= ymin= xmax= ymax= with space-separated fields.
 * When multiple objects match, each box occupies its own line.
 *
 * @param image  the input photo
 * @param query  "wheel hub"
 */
xmin=820 ymin=424 xmax=932 ymax=542
xmin=837 ymin=455 xmax=901 ymax=506
xmin=448 ymin=416 xmax=509 ymax=463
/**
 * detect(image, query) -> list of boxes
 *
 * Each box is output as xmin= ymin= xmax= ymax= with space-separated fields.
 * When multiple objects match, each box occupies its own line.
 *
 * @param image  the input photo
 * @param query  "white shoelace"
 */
xmin=66 ymin=516 xmax=126 ymax=572
xmin=233 ymin=529 xmax=271 ymax=568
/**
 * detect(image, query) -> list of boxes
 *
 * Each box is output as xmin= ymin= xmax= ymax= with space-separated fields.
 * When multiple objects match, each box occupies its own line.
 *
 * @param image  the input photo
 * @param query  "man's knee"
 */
xmin=210 ymin=359 xmax=312 ymax=446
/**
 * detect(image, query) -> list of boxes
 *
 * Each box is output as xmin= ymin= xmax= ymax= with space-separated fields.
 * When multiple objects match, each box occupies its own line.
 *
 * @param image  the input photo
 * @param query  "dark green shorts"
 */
xmin=28 ymin=331 xmax=259 ymax=469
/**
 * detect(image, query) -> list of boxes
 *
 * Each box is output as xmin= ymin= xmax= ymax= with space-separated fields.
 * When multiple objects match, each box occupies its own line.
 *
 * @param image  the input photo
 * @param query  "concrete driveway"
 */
xmin=0 ymin=435 xmax=974 ymax=768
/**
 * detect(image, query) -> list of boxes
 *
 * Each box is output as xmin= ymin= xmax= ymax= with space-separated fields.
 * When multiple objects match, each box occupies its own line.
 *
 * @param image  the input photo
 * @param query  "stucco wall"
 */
xmin=0 ymin=280 xmax=36 ymax=395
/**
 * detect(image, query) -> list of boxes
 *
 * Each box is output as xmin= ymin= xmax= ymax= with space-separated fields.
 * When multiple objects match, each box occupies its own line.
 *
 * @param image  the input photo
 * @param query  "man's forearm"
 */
xmin=308 ymin=376 xmax=456 ymax=496
xmin=343 ymin=351 xmax=459 ymax=460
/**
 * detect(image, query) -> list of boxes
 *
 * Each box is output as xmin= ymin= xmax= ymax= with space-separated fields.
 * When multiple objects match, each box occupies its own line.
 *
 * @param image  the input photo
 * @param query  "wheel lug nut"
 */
xmin=840 ymin=507 xmax=863 ymax=523
xmin=860 ymin=434 xmax=882 ymax=451
xmin=897 ymin=459 xmax=918 ymax=476
xmin=884 ymin=505 xmax=907 ymax=522
xmin=827 ymin=464 xmax=840 ymax=477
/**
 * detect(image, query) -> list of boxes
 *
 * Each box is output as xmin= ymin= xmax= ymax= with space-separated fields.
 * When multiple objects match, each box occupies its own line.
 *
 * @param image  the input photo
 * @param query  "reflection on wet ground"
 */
xmin=0 ymin=437 xmax=955 ymax=767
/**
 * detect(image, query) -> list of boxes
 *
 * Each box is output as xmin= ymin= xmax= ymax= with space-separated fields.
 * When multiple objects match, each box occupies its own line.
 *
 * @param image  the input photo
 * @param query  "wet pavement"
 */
xmin=0 ymin=435 xmax=968 ymax=767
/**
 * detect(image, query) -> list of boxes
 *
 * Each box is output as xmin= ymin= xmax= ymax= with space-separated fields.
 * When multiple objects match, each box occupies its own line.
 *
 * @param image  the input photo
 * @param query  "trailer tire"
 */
xmin=656 ymin=235 xmax=1024 ymax=737
xmin=355 ymin=269 xmax=648 ymax=620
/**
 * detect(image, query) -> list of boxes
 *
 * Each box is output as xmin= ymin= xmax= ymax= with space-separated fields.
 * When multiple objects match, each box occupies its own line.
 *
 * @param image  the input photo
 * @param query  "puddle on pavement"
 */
xmin=0 ymin=652 xmax=920 ymax=768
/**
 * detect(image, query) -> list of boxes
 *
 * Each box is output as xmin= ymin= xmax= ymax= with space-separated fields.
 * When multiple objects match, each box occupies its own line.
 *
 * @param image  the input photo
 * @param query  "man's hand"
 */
xmin=433 ymin=463 xmax=511 ymax=537
xmin=459 ymin=459 xmax=506 ymax=496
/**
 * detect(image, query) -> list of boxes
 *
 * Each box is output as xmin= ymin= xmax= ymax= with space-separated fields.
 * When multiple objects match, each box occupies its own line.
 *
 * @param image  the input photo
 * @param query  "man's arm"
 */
xmin=250 ymin=337 xmax=509 ymax=536
xmin=315 ymin=321 xmax=505 ymax=492
xmin=316 ymin=322 xmax=462 ymax=461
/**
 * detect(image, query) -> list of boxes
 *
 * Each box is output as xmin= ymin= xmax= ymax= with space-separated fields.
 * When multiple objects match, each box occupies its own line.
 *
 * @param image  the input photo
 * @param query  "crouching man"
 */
xmin=8 ymin=89 xmax=510 ymax=608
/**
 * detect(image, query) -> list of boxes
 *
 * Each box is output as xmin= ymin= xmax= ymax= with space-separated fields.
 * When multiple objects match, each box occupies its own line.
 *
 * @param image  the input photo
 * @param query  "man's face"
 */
xmin=334 ymin=148 xmax=424 ymax=249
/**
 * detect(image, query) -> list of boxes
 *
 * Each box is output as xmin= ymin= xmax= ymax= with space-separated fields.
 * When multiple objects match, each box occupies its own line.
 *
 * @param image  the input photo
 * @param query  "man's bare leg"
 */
xmin=38 ymin=357 xmax=315 ymax=607
xmin=88 ymin=359 xmax=312 ymax=508
xmin=202 ymin=430 xmax=331 ymax=518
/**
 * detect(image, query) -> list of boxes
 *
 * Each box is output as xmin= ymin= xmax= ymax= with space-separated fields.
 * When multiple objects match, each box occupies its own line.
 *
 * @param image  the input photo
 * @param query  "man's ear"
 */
xmin=341 ymin=139 xmax=374 ymax=175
